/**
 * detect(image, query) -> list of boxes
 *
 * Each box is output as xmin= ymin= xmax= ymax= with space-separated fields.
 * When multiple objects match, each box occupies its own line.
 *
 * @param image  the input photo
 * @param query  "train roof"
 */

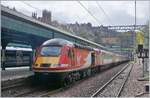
xmin=42 ymin=39 xmax=127 ymax=57
xmin=42 ymin=38 xmax=74 ymax=46
xmin=42 ymin=38 xmax=93 ymax=50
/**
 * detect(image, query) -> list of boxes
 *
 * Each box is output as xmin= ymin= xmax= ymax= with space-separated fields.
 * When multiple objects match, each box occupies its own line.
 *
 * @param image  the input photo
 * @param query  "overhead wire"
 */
xmin=21 ymin=1 xmax=78 ymax=24
xmin=21 ymin=1 xmax=103 ymax=26
xmin=21 ymin=1 xmax=42 ymax=11
xmin=77 ymin=1 xmax=103 ymax=26
xmin=96 ymin=1 xmax=113 ymax=25
xmin=21 ymin=1 xmax=106 ymax=26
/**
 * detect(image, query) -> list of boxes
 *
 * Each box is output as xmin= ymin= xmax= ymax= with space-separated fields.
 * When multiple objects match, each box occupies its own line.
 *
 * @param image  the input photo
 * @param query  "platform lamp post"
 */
xmin=132 ymin=0 xmax=137 ymax=61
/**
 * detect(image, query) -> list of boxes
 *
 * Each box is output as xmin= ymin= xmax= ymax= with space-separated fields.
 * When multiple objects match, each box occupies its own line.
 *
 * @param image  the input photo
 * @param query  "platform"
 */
xmin=1 ymin=67 xmax=34 ymax=82
xmin=120 ymin=59 xmax=149 ymax=97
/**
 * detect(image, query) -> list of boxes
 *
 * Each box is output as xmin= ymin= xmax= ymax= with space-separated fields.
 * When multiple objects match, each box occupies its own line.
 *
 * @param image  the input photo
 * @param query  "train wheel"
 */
xmin=98 ymin=66 xmax=101 ymax=73
xmin=62 ymin=75 xmax=72 ymax=87
xmin=63 ymin=78 xmax=69 ymax=87
xmin=33 ymin=73 xmax=41 ymax=85
xmin=87 ymin=69 xmax=91 ymax=77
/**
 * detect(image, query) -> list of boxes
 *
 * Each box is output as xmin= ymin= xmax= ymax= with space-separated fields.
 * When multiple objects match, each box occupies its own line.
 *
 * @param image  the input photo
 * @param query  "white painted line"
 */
xmin=5 ymin=67 xmax=30 ymax=70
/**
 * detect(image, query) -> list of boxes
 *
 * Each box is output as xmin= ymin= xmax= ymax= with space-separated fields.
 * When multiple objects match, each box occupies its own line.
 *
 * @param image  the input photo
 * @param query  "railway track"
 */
xmin=91 ymin=62 xmax=133 ymax=97
xmin=14 ymin=86 xmax=52 ymax=97
xmin=2 ymin=62 xmax=130 ymax=97
xmin=2 ymin=80 xmax=57 ymax=97
xmin=39 ymin=88 xmax=64 ymax=97
xmin=39 ymin=77 xmax=93 ymax=97
xmin=1 ymin=74 xmax=74 ymax=97
xmin=2 ymin=77 xmax=32 ymax=91
xmin=38 ymin=72 xmax=94 ymax=97
xmin=2 ymin=77 xmax=59 ymax=97
xmin=12 ymin=82 xmax=76 ymax=97
xmin=1 ymin=77 xmax=34 ymax=97
xmin=38 ymin=63 xmax=128 ymax=97
xmin=2 ymin=82 xmax=26 ymax=91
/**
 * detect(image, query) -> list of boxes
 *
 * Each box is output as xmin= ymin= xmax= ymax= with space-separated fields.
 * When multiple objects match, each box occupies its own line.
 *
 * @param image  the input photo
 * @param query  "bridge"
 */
xmin=1 ymin=6 xmax=108 ymax=69
xmin=1 ymin=6 xmax=109 ymax=49
xmin=1 ymin=6 xmax=96 ymax=49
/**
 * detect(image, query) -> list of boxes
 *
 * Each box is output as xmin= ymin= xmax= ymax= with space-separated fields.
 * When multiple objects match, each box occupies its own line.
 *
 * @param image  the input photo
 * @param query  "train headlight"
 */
xmin=50 ymin=64 xmax=61 ymax=68
xmin=50 ymin=64 xmax=68 ymax=68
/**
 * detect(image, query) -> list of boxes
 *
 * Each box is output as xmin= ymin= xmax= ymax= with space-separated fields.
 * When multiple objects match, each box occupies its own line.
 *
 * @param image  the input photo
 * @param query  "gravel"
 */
xmin=48 ymin=63 xmax=127 ymax=97
xmin=96 ymin=64 xmax=132 ymax=97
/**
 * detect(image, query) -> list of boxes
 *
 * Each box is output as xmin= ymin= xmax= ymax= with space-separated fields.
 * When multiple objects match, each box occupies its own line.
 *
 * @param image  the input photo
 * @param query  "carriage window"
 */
xmin=40 ymin=46 xmax=61 ymax=56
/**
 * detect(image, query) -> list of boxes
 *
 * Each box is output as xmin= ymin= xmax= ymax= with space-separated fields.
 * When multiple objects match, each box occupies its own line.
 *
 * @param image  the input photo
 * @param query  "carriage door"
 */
xmin=68 ymin=48 xmax=75 ymax=66
xmin=71 ymin=49 xmax=75 ymax=66
xmin=91 ymin=52 xmax=95 ymax=66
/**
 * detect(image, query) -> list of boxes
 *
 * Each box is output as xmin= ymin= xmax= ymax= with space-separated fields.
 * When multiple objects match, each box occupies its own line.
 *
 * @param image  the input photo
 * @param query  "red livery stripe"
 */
xmin=33 ymin=65 xmax=81 ymax=71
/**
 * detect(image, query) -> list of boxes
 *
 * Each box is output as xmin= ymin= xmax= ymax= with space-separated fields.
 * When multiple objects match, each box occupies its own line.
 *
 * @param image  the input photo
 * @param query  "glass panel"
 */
xmin=40 ymin=46 xmax=61 ymax=56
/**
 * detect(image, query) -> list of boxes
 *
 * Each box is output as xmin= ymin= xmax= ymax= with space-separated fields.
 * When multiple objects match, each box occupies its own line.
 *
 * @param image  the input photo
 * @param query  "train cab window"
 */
xmin=40 ymin=46 xmax=61 ymax=56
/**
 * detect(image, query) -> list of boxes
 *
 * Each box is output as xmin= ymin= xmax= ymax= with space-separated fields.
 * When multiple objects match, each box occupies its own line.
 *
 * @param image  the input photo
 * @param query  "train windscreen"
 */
xmin=40 ymin=46 xmax=61 ymax=56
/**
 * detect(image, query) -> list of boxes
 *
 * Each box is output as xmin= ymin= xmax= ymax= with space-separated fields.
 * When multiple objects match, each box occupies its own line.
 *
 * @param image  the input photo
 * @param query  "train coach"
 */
xmin=32 ymin=38 xmax=129 ymax=86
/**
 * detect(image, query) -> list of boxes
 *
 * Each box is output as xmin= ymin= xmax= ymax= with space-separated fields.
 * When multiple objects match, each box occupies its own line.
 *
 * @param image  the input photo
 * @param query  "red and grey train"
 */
xmin=32 ymin=38 xmax=129 ymax=85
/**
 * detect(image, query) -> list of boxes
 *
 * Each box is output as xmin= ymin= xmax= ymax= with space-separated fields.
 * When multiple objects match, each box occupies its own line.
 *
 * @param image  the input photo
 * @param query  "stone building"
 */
xmin=32 ymin=10 xmax=51 ymax=25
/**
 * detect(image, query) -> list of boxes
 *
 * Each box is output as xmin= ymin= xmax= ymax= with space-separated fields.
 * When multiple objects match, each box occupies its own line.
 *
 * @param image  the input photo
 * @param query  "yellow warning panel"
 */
xmin=136 ymin=31 xmax=144 ymax=45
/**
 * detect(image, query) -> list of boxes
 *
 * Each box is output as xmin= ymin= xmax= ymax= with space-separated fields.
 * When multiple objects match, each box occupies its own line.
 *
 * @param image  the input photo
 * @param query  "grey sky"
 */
xmin=1 ymin=1 xmax=149 ymax=26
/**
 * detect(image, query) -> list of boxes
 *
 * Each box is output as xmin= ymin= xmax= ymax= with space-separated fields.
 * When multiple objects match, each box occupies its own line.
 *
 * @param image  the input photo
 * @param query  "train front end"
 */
xmin=32 ymin=38 xmax=75 ymax=84
xmin=33 ymin=38 xmax=73 ymax=73
xmin=33 ymin=45 xmax=62 ymax=72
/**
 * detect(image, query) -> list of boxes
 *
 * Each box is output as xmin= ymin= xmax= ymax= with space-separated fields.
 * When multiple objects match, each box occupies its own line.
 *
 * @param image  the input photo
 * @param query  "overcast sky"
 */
xmin=1 ymin=1 xmax=149 ymax=26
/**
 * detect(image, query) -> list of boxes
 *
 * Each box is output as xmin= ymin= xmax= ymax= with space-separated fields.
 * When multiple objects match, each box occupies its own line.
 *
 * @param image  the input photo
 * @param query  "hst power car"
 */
xmin=32 ymin=38 xmax=128 ymax=85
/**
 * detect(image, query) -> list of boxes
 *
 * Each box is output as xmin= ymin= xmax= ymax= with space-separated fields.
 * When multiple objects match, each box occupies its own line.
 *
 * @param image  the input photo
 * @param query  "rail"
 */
xmin=91 ymin=62 xmax=133 ymax=97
